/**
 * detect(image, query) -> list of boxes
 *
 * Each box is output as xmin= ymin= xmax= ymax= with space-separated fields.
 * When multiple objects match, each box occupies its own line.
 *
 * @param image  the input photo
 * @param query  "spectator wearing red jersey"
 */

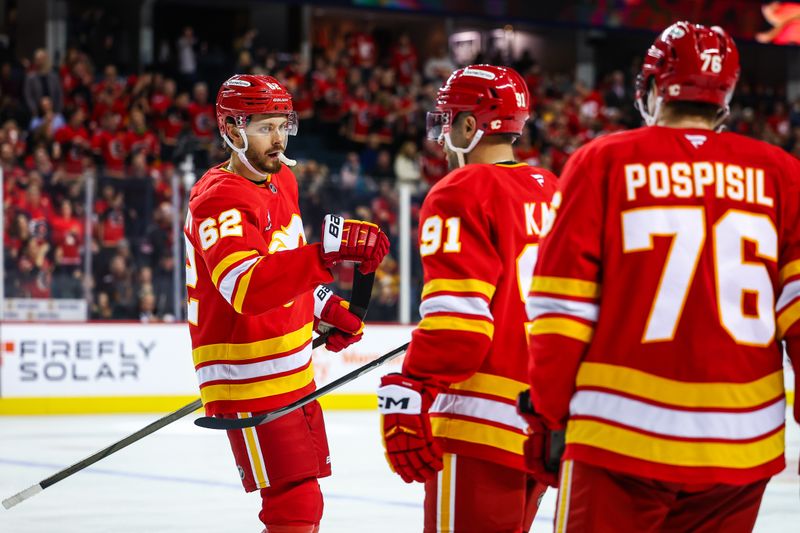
xmin=157 ymin=91 xmax=189 ymax=162
xmin=16 ymin=238 xmax=52 ymax=298
xmin=98 ymin=191 xmax=126 ymax=249
xmin=126 ymin=108 xmax=160 ymax=163
xmin=348 ymin=30 xmax=377 ymax=70
xmin=150 ymin=77 xmax=176 ymax=121
xmin=93 ymin=64 xmax=126 ymax=101
xmin=19 ymin=181 xmax=52 ymax=225
xmin=50 ymin=199 xmax=84 ymax=298
xmin=54 ymin=107 xmax=91 ymax=179
xmin=390 ymin=34 xmax=418 ymax=85
xmin=187 ymin=81 xmax=214 ymax=167
xmin=1 ymin=119 xmax=26 ymax=158
xmin=346 ymin=86 xmax=372 ymax=144
xmin=92 ymin=111 xmax=128 ymax=179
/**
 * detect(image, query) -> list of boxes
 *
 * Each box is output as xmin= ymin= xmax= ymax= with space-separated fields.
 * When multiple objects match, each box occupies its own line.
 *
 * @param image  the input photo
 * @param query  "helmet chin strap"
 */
xmin=443 ymin=129 xmax=484 ymax=168
xmin=222 ymin=128 xmax=269 ymax=178
xmin=637 ymin=95 xmax=663 ymax=126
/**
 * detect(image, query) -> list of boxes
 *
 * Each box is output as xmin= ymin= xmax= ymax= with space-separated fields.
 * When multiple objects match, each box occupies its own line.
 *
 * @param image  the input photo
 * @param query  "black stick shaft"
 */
xmin=261 ymin=341 xmax=409 ymax=424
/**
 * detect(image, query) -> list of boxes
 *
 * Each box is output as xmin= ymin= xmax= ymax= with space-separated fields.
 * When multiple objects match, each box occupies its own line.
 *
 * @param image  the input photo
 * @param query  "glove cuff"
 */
xmin=312 ymin=285 xmax=334 ymax=319
xmin=322 ymin=214 xmax=344 ymax=254
xmin=378 ymin=373 xmax=444 ymax=415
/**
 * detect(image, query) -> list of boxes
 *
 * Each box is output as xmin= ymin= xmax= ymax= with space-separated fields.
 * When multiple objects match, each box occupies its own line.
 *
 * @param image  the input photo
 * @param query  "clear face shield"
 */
xmin=425 ymin=111 xmax=450 ymax=143
xmin=243 ymin=112 xmax=299 ymax=144
xmin=425 ymin=109 xmax=484 ymax=169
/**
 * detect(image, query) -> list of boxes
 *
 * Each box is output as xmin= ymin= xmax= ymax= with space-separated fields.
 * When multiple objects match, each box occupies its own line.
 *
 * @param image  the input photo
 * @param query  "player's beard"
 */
xmin=246 ymin=143 xmax=284 ymax=175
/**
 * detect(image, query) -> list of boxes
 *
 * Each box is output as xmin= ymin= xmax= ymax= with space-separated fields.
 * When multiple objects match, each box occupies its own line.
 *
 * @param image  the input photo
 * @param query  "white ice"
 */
xmin=0 ymin=410 xmax=797 ymax=532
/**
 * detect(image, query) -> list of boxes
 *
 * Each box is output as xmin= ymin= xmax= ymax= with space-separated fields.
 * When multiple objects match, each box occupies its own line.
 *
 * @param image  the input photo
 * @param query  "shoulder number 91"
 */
xmin=420 ymin=216 xmax=461 ymax=256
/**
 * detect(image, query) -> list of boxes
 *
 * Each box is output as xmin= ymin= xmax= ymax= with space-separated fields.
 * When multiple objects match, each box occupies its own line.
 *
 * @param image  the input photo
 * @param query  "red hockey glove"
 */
xmin=321 ymin=214 xmax=389 ymax=274
xmin=518 ymin=389 xmax=565 ymax=488
xmin=312 ymin=285 xmax=364 ymax=352
xmin=378 ymin=373 xmax=444 ymax=483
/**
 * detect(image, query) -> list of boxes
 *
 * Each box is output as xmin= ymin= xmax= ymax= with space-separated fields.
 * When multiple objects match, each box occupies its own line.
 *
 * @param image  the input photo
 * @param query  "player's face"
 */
xmin=243 ymin=114 xmax=290 ymax=174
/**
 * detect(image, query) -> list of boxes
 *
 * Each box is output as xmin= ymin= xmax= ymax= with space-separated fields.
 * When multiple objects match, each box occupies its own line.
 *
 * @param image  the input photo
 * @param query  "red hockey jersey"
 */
xmin=185 ymin=163 xmax=333 ymax=416
xmin=404 ymin=162 xmax=558 ymax=470
xmin=527 ymin=126 xmax=800 ymax=485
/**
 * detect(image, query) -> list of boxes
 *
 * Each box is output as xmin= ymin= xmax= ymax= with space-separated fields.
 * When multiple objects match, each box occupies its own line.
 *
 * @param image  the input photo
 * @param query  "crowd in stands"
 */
xmin=3 ymin=20 xmax=800 ymax=322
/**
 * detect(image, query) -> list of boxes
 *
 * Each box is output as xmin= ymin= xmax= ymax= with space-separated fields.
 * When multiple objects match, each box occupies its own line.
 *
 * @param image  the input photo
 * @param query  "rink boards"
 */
xmin=0 ymin=322 xmax=795 ymax=414
xmin=0 ymin=322 xmax=411 ymax=414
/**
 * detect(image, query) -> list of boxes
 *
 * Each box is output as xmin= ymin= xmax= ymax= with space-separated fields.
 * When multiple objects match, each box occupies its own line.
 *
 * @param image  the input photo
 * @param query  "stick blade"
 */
xmin=3 ymin=484 xmax=43 ymax=510
xmin=193 ymin=414 xmax=264 ymax=430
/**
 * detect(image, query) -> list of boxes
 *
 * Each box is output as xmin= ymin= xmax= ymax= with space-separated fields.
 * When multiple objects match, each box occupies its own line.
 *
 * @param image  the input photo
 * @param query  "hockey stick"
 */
xmin=193 ymin=341 xmax=409 ymax=430
xmin=2 ymin=273 xmax=375 ymax=510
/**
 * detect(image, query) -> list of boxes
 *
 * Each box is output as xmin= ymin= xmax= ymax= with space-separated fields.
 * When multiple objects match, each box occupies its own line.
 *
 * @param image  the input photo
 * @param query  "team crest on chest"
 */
xmin=268 ymin=213 xmax=307 ymax=253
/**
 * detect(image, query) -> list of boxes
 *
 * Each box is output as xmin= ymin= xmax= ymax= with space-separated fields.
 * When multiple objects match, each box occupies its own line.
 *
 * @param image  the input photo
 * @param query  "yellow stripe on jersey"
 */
xmin=528 ymin=317 xmax=594 ymax=343
xmin=450 ymin=373 xmax=528 ymax=402
xmin=530 ymin=276 xmax=600 ymax=299
xmin=200 ymin=363 xmax=315 ymax=403
xmin=431 ymin=417 xmax=525 ymax=455
xmin=211 ymin=250 xmax=259 ymax=287
xmin=233 ymin=257 xmax=263 ymax=313
xmin=418 ymin=316 xmax=494 ymax=338
xmin=421 ymin=278 xmax=496 ymax=300
xmin=780 ymin=259 xmax=800 ymax=284
xmin=576 ymin=363 xmax=784 ymax=409
xmin=495 ymin=162 xmax=528 ymax=168
xmin=778 ymin=299 xmax=800 ymax=338
xmin=566 ymin=419 xmax=785 ymax=469
xmin=192 ymin=322 xmax=313 ymax=364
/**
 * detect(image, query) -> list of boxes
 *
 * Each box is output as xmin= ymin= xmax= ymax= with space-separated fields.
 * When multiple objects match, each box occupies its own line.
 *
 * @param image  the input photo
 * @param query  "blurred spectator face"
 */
xmin=98 ymin=292 xmax=111 ymax=310
xmin=0 ymin=143 xmax=15 ymax=165
xmin=110 ymin=255 xmax=126 ymax=277
xmin=130 ymin=109 xmax=146 ymax=130
xmin=140 ymin=293 xmax=156 ymax=314
xmin=60 ymin=199 xmax=73 ymax=218
xmin=33 ymin=49 xmax=51 ymax=73
xmin=104 ymin=64 xmax=118 ymax=81
xmin=101 ymin=111 xmax=121 ymax=131
xmin=69 ymin=108 xmax=86 ymax=127
xmin=39 ymin=96 xmax=53 ymax=115
xmin=175 ymin=93 xmax=190 ymax=108
xmin=164 ymin=79 xmax=177 ymax=98
xmin=26 ymin=183 xmax=41 ymax=205
xmin=139 ymin=266 xmax=153 ymax=285
xmin=193 ymin=83 xmax=208 ymax=104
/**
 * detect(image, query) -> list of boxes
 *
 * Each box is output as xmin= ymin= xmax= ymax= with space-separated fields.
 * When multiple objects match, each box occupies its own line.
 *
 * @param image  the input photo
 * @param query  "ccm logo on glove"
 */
xmin=377 ymin=384 xmax=422 ymax=414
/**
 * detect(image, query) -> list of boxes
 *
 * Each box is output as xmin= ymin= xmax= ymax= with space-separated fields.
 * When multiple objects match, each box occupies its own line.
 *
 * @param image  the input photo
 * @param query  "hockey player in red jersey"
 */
xmin=184 ymin=75 xmax=389 ymax=533
xmin=522 ymin=22 xmax=800 ymax=532
xmin=376 ymin=65 xmax=557 ymax=532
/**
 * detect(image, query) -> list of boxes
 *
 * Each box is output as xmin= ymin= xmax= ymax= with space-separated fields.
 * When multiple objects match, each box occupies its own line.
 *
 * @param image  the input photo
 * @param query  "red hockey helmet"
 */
xmin=426 ymin=64 xmax=530 ymax=144
xmin=215 ymin=74 xmax=297 ymax=137
xmin=636 ymin=22 xmax=740 ymax=123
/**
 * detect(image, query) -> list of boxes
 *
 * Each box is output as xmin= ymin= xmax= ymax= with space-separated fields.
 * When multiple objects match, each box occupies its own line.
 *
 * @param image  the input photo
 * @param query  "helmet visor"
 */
xmin=425 ymin=111 xmax=451 ymax=141
xmin=243 ymin=111 xmax=299 ymax=139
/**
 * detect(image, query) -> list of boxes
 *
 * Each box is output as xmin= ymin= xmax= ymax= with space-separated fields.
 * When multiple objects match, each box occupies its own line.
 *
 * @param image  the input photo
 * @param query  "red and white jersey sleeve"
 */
xmin=405 ymin=162 xmax=558 ymax=470
xmin=185 ymin=164 xmax=333 ymax=416
xmin=527 ymin=126 xmax=800 ymax=486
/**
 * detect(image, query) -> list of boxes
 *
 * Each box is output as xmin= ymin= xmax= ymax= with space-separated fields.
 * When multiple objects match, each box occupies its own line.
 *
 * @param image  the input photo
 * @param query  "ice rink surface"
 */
xmin=0 ymin=410 xmax=798 ymax=533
